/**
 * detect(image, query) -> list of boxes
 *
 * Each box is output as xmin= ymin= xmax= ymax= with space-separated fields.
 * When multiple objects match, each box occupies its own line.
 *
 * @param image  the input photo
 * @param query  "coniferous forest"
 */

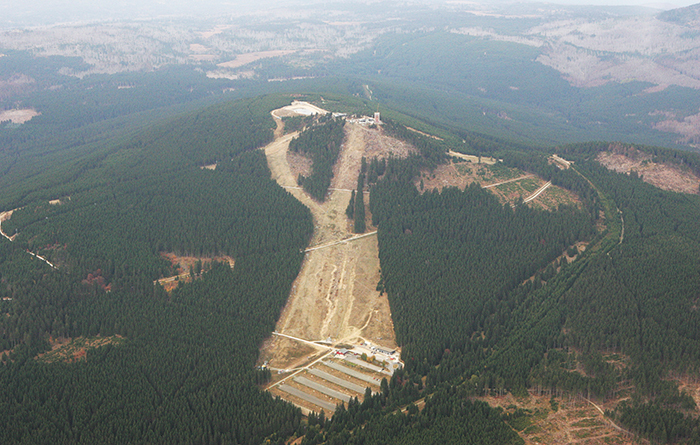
xmin=0 ymin=95 xmax=314 ymax=444
xmin=290 ymin=116 xmax=345 ymax=201
xmin=3 ymin=88 xmax=700 ymax=444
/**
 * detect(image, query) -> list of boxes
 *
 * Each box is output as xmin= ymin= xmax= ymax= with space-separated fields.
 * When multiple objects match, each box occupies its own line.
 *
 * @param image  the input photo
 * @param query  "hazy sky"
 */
xmin=0 ymin=0 xmax=696 ymax=29
xmin=555 ymin=0 xmax=696 ymax=6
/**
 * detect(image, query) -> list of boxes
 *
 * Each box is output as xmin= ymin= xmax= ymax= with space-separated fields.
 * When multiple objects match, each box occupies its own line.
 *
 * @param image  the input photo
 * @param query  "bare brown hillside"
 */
xmin=259 ymin=106 xmax=412 ymax=416
xmin=597 ymin=145 xmax=700 ymax=195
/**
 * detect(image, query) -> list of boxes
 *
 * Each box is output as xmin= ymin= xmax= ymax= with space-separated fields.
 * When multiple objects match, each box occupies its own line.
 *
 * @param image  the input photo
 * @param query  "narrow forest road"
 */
xmin=303 ymin=231 xmax=378 ymax=253
xmin=482 ymin=175 xmax=533 ymax=189
xmin=583 ymin=398 xmax=638 ymax=440
xmin=1 ymin=209 xmax=58 ymax=269
xmin=0 ymin=210 xmax=17 ymax=241
xmin=523 ymin=181 xmax=552 ymax=203
xmin=258 ymin=107 xmax=398 ymax=374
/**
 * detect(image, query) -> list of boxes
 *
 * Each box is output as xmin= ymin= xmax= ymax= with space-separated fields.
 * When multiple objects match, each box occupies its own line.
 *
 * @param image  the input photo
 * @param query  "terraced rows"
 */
xmin=269 ymin=357 xmax=387 ymax=415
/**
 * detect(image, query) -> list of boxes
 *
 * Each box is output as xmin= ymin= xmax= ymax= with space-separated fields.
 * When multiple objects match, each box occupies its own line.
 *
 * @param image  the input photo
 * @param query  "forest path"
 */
xmin=0 ymin=209 xmax=18 ymax=241
xmin=258 ymin=109 xmax=398 ymax=374
xmin=523 ymin=180 xmax=552 ymax=203
xmin=1 ymin=209 xmax=58 ymax=269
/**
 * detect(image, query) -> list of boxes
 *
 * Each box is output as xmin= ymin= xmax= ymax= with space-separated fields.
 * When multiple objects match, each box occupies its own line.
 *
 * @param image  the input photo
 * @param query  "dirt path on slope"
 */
xmin=0 ymin=210 xmax=17 ymax=241
xmin=259 ymin=118 xmax=398 ymax=371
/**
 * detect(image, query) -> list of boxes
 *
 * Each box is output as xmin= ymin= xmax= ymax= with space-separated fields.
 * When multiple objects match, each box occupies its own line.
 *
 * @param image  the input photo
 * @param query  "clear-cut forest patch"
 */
xmin=597 ymin=145 xmax=700 ymax=194
xmin=0 ymin=108 xmax=40 ymax=124
xmin=417 ymin=160 xmax=580 ymax=209
xmin=155 ymin=253 xmax=234 ymax=292
xmin=36 ymin=336 xmax=125 ymax=364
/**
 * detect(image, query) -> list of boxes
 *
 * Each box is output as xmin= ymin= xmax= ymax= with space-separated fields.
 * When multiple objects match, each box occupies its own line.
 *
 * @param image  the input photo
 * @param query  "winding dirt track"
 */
xmin=1 ymin=209 xmax=58 ymax=269
xmin=258 ymin=110 xmax=398 ymax=372
xmin=0 ymin=210 xmax=16 ymax=241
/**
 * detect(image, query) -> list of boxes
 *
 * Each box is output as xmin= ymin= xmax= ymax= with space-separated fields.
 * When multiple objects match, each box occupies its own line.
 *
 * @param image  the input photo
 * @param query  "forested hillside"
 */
xmin=0 ymin=95 xmax=314 ymax=444
xmin=362 ymin=131 xmax=700 ymax=443
xmin=4 ymin=89 xmax=700 ymax=444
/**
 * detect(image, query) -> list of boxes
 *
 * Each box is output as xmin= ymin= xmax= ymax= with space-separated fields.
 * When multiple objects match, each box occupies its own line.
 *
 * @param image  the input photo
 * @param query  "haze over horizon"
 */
xmin=0 ymin=0 xmax=697 ymax=28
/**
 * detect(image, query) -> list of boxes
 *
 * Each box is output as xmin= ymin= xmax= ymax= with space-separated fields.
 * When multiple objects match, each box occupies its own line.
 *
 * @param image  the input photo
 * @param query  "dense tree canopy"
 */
xmin=0 ymin=95 xmax=313 ymax=444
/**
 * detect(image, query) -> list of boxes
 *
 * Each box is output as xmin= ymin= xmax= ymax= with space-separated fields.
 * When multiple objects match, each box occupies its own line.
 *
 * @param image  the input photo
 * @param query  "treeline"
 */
xmin=380 ymin=118 xmax=447 ymax=167
xmin=0 ymin=95 xmax=314 ymax=443
xmin=557 ymin=141 xmax=700 ymax=178
xmin=290 ymin=115 xmax=346 ymax=201
xmin=613 ymin=402 xmax=700 ymax=444
xmin=283 ymin=115 xmax=314 ymax=134
xmin=301 ymin=375 xmax=522 ymax=445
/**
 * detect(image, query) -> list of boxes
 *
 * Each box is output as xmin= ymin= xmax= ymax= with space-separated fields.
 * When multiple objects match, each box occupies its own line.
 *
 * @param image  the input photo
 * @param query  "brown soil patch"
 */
xmin=0 ymin=346 xmax=15 ymax=361
xmin=259 ymin=115 xmax=403 ymax=374
xmin=448 ymin=150 xmax=498 ymax=164
xmin=597 ymin=146 xmax=700 ymax=194
xmin=156 ymin=253 xmax=234 ymax=292
xmin=406 ymin=126 xmax=444 ymax=141
xmin=528 ymin=184 xmax=581 ymax=211
xmin=0 ymin=108 xmax=40 ymax=124
xmin=417 ymin=161 xmax=579 ymax=209
xmin=37 ymin=335 xmax=124 ymax=363
xmin=218 ymin=50 xmax=296 ymax=69
xmin=522 ymin=241 xmax=589 ymax=285
xmin=670 ymin=375 xmax=700 ymax=410
xmin=333 ymin=123 xmax=415 ymax=191
xmin=262 ymin=337 xmax=325 ymax=380
xmin=160 ymin=252 xmax=235 ymax=272
xmin=198 ymin=25 xmax=233 ymax=39
xmin=480 ymin=392 xmax=635 ymax=444
xmin=83 ymin=269 xmax=111 ymax=292
xmin=287 ymin=151 xmax=313 ymax=180
xmin=418 ymin=161 xmax=523 ymax=194
xmin=490 ymin=176 xmax=545 ymax=204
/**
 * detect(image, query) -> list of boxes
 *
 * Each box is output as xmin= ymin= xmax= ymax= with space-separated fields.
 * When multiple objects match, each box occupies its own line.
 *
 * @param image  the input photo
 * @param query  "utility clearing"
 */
xmin=259 ymin=102 xmax=406 ymax=415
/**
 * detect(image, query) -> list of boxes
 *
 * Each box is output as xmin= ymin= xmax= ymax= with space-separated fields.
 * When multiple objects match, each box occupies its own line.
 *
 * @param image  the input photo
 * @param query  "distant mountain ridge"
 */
xmin=658 ymin=2 xmax=700 ymax=26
